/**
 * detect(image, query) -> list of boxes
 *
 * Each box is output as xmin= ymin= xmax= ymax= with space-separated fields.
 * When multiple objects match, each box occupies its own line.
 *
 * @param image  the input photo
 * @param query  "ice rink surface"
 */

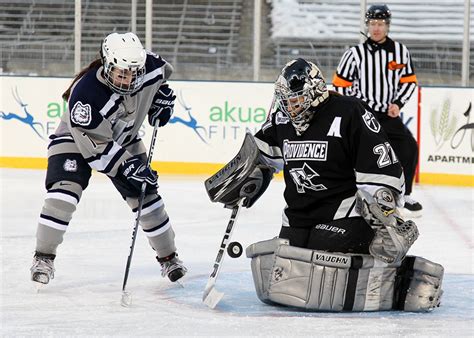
xmin=1 ymin=168 xmax=473 ymax=336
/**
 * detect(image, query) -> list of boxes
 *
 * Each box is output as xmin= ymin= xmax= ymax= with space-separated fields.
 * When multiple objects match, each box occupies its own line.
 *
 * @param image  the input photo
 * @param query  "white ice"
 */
xmin=1 ymin=168 xmax=473 ymax=336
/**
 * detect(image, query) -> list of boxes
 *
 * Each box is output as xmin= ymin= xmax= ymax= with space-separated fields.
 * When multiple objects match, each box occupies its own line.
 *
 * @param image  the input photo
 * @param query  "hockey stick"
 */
xmin=203 ymin=200 xmax=243 ymax=309
xmin=121 ymin=122 xmax=160 ymax=307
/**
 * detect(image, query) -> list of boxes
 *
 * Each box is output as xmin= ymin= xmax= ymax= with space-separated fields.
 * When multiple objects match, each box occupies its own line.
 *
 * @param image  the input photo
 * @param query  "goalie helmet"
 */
xmin=101 ymin=32 xmax=146 ymax=95
xmin=274 ymin=58 xmax=329 ymax=135
xmin=365 ymin=4 xmax=391 ymax=25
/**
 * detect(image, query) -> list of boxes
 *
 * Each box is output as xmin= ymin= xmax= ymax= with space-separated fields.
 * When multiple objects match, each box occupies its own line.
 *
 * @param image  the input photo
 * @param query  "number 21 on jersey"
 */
xmin=373 ymin=142 xmax=399 ymax=168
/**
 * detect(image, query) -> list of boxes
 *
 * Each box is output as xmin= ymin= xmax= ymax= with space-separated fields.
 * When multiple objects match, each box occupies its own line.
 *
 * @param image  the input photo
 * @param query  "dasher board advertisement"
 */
xmin=419 ymin=87 xmax=474 ymax=185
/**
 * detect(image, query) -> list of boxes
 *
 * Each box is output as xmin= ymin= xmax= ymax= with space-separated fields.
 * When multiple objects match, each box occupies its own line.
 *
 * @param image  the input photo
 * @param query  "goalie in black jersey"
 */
xmin=30 ymin=32 xmax=187 ymax=286
xmin=206 ymin=58 xmax=443 ymax=312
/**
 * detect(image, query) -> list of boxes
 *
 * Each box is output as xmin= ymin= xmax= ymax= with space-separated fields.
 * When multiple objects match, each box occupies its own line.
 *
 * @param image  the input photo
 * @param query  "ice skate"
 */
xmin=30 ymin=252 xmax=56 ymax=285
xmin=157 ymin=253 xmax=187 ymax=282
xmin=400 ymin=195 xmax=423 ymax=218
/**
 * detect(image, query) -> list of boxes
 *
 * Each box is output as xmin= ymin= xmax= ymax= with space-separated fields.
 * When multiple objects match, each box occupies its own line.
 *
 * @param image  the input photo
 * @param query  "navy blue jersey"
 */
xmin=55 ymin=52 xmax=170 ymax=176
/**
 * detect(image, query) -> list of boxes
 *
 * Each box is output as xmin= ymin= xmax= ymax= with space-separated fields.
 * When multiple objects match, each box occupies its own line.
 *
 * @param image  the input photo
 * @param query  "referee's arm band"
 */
xmin=332 ymin=74 xmax=353 ymax=88
xmin=400 ymin=74 xmax=418 ymax=84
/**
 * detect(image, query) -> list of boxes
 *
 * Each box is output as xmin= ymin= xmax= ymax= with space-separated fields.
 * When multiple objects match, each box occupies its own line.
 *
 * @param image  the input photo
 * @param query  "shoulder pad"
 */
xmin=68 ymin=70 xmax=111 ymax=129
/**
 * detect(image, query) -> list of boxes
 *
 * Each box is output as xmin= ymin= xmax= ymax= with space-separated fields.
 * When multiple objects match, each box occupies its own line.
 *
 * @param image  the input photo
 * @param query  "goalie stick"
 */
xmin=203 ymin=200 xmax=243 ymax=309
xmin=121 ymin=122 xmax=159 ymax=307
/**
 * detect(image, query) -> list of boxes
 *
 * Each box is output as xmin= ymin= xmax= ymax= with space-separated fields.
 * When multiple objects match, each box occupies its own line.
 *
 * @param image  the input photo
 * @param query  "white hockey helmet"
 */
xmin=101 ymin=32 xmax=147 ymax=95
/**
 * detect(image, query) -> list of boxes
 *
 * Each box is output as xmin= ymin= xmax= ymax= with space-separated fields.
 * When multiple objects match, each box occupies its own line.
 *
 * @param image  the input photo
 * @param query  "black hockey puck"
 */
xmin=227 ymin=241 xmax=243 ymax=258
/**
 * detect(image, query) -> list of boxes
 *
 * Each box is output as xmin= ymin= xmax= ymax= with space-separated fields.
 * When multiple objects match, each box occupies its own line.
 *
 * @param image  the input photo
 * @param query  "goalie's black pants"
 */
xmin=377 ymin=114 xmax=419 ymax=196
xmin=279 ymin=217 xmax=374 ymax=255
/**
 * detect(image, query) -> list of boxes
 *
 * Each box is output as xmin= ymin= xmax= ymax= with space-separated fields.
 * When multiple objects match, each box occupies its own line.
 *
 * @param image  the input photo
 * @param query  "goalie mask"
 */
xmin=101 ymin=32 xmax=146 ymax=95
xmin=275 ymin=58 xmax=329 ymax=135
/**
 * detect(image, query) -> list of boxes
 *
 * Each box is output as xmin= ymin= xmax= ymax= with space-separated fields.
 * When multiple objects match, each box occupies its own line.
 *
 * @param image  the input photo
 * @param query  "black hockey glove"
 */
xmin=148 ymin=84 xmax=176 ymax=127
xmin=119 ymin=156 xmax=158 ymax=195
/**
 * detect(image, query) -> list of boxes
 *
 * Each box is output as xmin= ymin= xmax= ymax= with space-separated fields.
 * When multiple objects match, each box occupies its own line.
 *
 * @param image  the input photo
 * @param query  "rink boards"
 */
xmin=0 ymin=76 xmax=472 ymax=186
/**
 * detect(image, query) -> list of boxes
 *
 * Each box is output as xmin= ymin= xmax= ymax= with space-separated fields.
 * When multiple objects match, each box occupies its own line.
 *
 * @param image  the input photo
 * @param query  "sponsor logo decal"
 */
xmin=314 ymin=253 xmax=349 ymax=265
xmin=362 ymin=110 xmax=380 ymax=133
xmin=427 ymin=97 xmax=473 ymax=165
xmin=0 ymin=87 xmax=45 ymax=139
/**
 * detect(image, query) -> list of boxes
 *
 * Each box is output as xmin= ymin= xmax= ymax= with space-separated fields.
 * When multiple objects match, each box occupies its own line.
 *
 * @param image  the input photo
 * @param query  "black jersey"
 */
xmin=255 ymin=93 xmax=405 ymax=228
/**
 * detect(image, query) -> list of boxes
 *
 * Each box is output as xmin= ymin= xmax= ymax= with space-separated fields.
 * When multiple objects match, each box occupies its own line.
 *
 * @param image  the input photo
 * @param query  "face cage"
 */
xmin=275 ymin=85 xmax=312 ymax=120
xmin=103 ymin=63 xmax=145 ymax=95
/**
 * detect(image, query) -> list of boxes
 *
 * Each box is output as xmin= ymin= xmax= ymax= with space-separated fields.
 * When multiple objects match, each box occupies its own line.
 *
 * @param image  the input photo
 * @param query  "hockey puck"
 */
xmin=227 ymin=241 xmax=243 ymax=258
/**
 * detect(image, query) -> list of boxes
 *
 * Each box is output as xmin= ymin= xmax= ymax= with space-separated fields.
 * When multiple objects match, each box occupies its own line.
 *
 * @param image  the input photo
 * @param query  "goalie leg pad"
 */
xmin=394 ymin=256 xmax=444 ymax=312
xmin=246 ymin=237 xmax=289 ymax=304
xmin=267 ymin=245 xmax=360 ymax=311
xmin=247 ymin=239 xmax=444 ymax=312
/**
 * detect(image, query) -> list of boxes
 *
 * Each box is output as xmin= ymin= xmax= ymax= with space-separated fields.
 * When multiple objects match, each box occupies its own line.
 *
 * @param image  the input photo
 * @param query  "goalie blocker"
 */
xmin=205 ymin=133 xmax=274 ymax=208
xmin=246 ymin=238 xmax=444 ymax=312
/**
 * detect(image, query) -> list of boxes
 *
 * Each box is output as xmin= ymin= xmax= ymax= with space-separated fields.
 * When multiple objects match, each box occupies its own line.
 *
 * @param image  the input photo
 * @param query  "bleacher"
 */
xmin=146 ymin=0 xmax=242 ymax=67
xmin=0 ymin=0 xmax=471 ymax=83
xmin=0 ymin=0 xmax=75 ymax=74
xmin=272 ymin=0 xmax=471 ymax=41
xmin=268 ymin=0 xmax=473 ymax=82
xmin=0 ymin=0 xmax=243 ymax=75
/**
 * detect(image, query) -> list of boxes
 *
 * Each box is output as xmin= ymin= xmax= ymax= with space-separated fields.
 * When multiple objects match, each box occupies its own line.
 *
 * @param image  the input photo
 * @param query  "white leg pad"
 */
xmin=395 ymin=256 xmax=444 ymax=312
xmin=246 ymin=239 xmax=444 ymax=312
xmin=246 ymin=237 xmax=289 ymax=304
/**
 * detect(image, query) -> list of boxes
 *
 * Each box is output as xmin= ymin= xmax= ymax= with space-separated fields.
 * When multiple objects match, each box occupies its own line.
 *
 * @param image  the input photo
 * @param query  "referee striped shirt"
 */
xmin=332 ymin=37 xmax=417 ymax=114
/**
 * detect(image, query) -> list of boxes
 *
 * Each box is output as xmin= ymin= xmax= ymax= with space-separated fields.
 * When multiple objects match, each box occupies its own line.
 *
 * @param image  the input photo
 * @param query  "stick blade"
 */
xmin=203 ymin=286 xmax=224 ymax=309
xmin=121 ymin=291 xmax=132 ymax=307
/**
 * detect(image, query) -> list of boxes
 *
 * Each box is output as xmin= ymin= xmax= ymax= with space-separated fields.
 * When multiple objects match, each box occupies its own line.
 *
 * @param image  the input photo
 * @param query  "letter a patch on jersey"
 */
xmin=362 ymin=110 xmax=381 ymax=133
xmin=327 ymin=116 xmax=342 ymax=138
xmin=71 ymin=101 xmax=92 ymax=126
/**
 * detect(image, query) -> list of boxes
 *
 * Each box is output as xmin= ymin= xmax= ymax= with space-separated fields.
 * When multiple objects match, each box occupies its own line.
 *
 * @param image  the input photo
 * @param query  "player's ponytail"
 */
xmin=62 ymin=58 xmax=103 ymax=101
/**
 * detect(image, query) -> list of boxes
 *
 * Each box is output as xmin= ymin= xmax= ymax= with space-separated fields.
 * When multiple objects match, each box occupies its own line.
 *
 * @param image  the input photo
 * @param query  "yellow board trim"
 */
xmin=0 ymin=156 xmax=225 ymax=175
xmin=419 ymin=173 xmax=474 ymax=187
xmin=1 ymin=157 xmax=472 ymax=186
xmin=0 ymin=157 xmax=48 ymax=169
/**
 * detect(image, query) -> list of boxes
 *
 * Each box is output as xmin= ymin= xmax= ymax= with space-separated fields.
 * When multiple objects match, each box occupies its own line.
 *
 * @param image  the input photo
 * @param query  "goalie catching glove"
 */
xmin=205 ymin=133 xmax=274 ymax=208
xmin=355 ymin=188 xmax=419 ymax=264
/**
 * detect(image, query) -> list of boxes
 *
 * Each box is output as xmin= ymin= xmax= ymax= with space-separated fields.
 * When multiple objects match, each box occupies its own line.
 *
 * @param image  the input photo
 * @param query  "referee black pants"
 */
xmin=377 ymin=115 xmax=419 ymax=195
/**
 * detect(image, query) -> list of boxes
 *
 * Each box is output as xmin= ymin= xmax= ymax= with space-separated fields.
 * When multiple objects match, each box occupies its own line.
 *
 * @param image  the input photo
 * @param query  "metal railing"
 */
xmin=0 ymin=0 xmax=471 ymax=85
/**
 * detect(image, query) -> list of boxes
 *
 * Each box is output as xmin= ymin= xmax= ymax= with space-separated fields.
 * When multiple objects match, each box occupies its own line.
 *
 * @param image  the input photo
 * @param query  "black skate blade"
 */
xmin=168 ymin=268 xmax=186 ymax=283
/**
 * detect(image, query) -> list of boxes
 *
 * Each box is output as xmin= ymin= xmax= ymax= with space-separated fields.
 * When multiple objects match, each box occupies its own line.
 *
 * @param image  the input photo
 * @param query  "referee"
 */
xmin=332 ymin=4 xmax=422 ymax=217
